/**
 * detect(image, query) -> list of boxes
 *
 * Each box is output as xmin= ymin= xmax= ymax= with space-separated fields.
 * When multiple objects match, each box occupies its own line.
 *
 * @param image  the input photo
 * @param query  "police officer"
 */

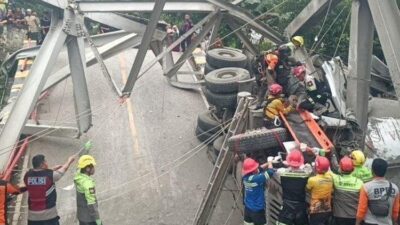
xmin=332 ymin=156 xmax=363 ymax=225
xmin=75 ymin=155 xmax=102 ymax=225
xmin=24 ymin=154 xmax=75 ymax=225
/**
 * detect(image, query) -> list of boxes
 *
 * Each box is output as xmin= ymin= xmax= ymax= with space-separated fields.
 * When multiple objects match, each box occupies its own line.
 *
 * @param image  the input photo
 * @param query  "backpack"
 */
xmin=368 ymin=182 xmax=392 ymax=217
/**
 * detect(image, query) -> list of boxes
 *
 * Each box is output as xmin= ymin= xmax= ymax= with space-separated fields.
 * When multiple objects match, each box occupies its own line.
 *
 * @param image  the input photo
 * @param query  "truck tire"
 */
xmin=203 ymin=88 xmax=237 ymax=109
xmin=205 ymin=68 xmax=250 ymax=93
xmin=204 ymin=63 xmax=215 ymax=75
xmin=195 ymin=125 xmax=219 ymax=143
xmin=206 ymin=48 xmax=247 ymax=69
xmin=197 ymin=111 xmax=222 ymax=134
xmin=228 ymin=128 xmax=289 ymax=152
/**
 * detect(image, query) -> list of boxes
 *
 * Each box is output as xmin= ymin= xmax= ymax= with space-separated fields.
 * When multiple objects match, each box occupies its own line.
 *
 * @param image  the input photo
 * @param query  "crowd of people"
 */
xmin=0 ymin=3 xmax=51 ymax=45
xmin=0 ymin=154 xmax=101 ymax=225
xmin=243 ymin=149 xmax=398 ymax=225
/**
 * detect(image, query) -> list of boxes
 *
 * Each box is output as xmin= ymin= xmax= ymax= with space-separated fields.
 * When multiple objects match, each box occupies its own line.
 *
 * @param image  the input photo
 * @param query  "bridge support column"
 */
xmin=368 ymin=0 xmax=400 ymax=101
xmin=346 ymin=0 xmax=374 ymax=148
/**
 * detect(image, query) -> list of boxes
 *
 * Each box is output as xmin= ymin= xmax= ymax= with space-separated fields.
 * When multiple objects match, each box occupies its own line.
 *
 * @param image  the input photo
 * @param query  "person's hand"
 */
xmin=289 ymin=95 xmax=298 ymax=107
xmin=96 ymin=219 xmax=102 ymax=225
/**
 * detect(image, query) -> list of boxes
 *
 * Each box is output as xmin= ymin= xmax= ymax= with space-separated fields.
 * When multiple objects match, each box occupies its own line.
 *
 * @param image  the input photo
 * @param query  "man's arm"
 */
xmin=356 ymin=186 xmax=368 ymax=225
xmin=6 ymin=183 xmax=22 ymax=194
xmin=392 ymin=192 xmax=399 ymax=225
xmin=53 ymin=155 xmax=76 ymax=181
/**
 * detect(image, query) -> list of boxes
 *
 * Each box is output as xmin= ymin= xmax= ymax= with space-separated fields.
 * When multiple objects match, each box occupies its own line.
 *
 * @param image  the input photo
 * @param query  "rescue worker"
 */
xmin=356 ymin=158 xmax=399 ymax=225
xmin=263 ymin=84 xmax=294 ymax=129
xmin=284 ymin=36 xmax=304 ymax=57
xmin=276 ymin=150 xmax=311 ymax=225
xmin=0 ymin=179 xmax=26 ymax=225
xmin=265 ymin=45 xmax=292 ymax=89
xmin=242 ymin=157 xmax=274 ymax=225
xmin=256 ymin=45 xmax=293 ymax=106
xmin=350 ymin=150 xmax=373 ymax=183
xmin=292 ymin=65 xmax=330 ymax=112
xmin=24 ymin=154 xmax=75 ymax=225
xmin=306 ymin=156 xmax=333 ymax=225
xmin=75 ymin=155 xmax=102 ymax=225
xmin=332 ymin=156 xmax=363 ymax=225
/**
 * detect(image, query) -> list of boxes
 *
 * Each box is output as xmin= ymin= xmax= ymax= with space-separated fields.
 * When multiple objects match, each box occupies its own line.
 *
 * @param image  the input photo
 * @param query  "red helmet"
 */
xmin=315 ymin=156 xmax=330 ymax=174
xmin=269 ymin=84 xmax=283 ymax=95
xmin=287 ymin=150 xmax=304 ymax=168
xmin=340 ymin=156 xmax=354 ymax=173
xmin=293 ymin=65 xmax=306 ymax=78
xmin=242 ymin=158 xmax=259 ymax=176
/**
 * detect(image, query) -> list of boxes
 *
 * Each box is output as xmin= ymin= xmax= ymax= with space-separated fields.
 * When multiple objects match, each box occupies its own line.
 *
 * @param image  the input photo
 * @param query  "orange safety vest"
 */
xmin=0 ymin=180 xmax=20 ymax=225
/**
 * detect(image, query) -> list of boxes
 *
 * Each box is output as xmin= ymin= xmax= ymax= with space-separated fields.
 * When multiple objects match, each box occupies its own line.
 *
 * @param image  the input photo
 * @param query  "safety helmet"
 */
xmin=350 ymin=150 xmax=366 ymax=166
xmin=287 ymin=150 xmax=304 ymax=168
xmin=242 ymin=158 xmax=259 ymax=176
xmin=339 ymin=156 xmax=354 ymax=173
xmin=315 ymin=156 xmax=330 ymax=174
xmin=291 ymin=36 xmax=304 ymax=47
xmin=269 ymin=83 xmax=283 ymax=95
xmin=278 ymin=45 xmax=291 ymax=57
xmin=293 ymin=65 xmax=306 ymax=78
xmin=78 ymin=155 xmax=96 ymax=169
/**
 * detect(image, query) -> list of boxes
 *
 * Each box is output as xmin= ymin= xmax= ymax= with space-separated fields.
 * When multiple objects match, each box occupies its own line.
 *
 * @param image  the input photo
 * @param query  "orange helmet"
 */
xmin=242 ymin=158 xmax=259 ymax=176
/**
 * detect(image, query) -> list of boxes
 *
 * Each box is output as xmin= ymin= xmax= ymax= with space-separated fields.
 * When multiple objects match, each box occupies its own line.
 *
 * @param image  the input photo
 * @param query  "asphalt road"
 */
xmin=15 ymin=48 xmax=242 ymax=225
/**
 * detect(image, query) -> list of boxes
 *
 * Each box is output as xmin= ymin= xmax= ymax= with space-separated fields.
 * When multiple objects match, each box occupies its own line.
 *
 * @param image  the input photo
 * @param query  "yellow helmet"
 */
xmin=350 ymin=150 xmax=365 ymax=166
xmin=291 ymin=36 xmax=304 ymax=47
xmin=78 ymin=155 xmax=96 ymax=168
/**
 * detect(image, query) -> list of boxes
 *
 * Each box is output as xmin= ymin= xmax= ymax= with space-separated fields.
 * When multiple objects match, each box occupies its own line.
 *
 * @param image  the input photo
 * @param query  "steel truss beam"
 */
xmin=43 ymin=33 xmax=142 ymax=92
xmin=122 ymin=0 xmax=167 ymax=95
xmin=206 ymin=0 xmax=283 ymax=43
xmin=208 ymin=13 xmax=223 ymax=49
xmin=39 ymin=0 xmax=166 ymax=40
xmin=0 ymin=120 xmax=79 ymax=138
xmin=284 ymin=0 xmax=341 ymax=37
xmin=77 ymin=1 xmax=216 ymax=12
xmin=0 ymin=14 xmax=67 ymax=169
xmin=166 ymin=13 xmax=219 ymax=78
xmin=227 ymin=19 xmax=258 ymax=56
xmin=346 ymin=0 xmax=374 ymax=146
xmin=68 ymin=36 xmax=92 ymax=134
xmin=368 ymin=0 xmax=400 ymax=101
xmin=85 ymin=13 xmax=166 ymax=41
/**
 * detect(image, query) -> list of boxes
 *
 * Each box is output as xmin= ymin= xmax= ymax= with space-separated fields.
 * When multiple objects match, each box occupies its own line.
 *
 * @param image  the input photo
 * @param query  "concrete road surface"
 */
xmin=14 ymin=48 xmax=242 ymax=225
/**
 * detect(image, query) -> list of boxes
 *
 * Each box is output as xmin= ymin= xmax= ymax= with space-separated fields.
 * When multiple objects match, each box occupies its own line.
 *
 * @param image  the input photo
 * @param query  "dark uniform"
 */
xmin=276 ymin=168 xmax=311 ymax=225
xmin=24 ymin=169 xmax=63 ymax=225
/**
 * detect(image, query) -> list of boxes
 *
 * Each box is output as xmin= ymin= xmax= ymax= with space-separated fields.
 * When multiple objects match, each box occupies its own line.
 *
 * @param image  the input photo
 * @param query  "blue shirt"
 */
xmin=243 ymin=168 xmax=274 ymax=211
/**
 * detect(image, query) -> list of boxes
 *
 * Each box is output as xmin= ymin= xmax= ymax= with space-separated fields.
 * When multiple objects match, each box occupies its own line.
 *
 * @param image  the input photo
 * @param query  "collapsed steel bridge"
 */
xmin=0 ymin=0 xmax=399 ymax=224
